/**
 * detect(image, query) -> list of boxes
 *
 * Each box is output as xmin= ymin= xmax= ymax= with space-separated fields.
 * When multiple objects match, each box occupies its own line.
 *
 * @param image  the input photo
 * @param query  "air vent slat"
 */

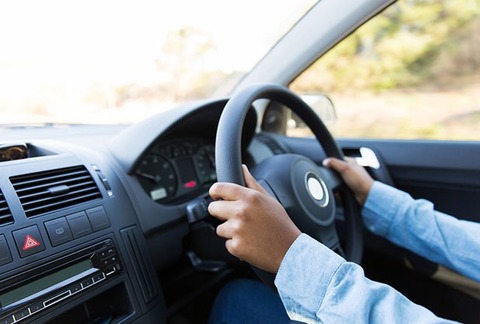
xmin=20 ymin=192 xmax=101 ymax=216
xmin=12 ymin=169 xmax=87 ymax=183
xmin=13 ymin=174 xmax=92 ymax=192
xmin=11 ymin=166 xmax=102 ymax=218
xmin=17 ymin=182 xmax=98 ymax=203
xmin=0 ymin=190 xmax=13 ymax=226
xmin=21 ymin=189 xmax=101 ymax=208
xmin=0 ymin=215 xmax=12 ymax=222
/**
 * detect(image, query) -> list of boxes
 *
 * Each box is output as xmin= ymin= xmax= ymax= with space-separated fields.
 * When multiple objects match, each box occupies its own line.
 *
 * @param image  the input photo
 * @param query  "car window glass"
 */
xmin=0 ymin=0 xmax=316 ymax=125
xmin=289 ymin=0 xmax=480 ymax=141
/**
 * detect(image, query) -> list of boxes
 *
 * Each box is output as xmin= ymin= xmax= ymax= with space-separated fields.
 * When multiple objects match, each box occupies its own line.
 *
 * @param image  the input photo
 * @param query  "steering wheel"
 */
xmin=215 ymin=83 xmax=363 ymax=268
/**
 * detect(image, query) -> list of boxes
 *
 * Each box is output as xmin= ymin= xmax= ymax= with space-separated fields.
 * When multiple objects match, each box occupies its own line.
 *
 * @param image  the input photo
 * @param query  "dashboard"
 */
xmin=0 ymin=98 xmax=267 ymax=323
xmin=135 ymin=138 xmax=216 ymax=204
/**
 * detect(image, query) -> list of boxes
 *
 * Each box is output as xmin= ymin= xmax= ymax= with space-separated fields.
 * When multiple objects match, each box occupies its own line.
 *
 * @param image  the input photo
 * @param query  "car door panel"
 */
xmin=339 ymin=139 xmax=480 ymax=223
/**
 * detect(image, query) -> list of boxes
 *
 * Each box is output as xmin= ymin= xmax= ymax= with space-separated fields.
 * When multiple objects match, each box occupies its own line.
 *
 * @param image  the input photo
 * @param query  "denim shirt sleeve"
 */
xmin=275 ymin=234 xmax=456 ymax=323
xmin=363 ymin=181 xmax=480 ymax=282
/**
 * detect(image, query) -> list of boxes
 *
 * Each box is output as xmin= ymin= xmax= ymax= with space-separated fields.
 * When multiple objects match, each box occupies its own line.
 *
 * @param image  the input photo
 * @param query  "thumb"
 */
xmin=242 ymin=164 xmax=268 ymax=194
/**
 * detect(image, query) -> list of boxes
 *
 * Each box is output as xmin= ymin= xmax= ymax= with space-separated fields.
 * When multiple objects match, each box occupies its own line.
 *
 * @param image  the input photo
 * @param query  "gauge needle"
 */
xmin=136 ymin=171 xmax=160 ymax=182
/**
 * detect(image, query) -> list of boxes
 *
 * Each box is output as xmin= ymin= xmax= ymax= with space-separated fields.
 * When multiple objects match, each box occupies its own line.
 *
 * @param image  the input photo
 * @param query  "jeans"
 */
xmin=209 ymin=278 xmax=299 ymax=324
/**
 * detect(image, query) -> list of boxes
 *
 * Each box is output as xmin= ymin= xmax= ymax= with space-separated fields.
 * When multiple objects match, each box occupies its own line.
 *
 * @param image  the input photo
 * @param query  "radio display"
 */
xmin=0 ymin=259 xmax=94 ymax=309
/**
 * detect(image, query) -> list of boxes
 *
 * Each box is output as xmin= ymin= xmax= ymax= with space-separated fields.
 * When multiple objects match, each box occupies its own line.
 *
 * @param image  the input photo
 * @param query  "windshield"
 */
xmin=0 ymin=0 xmax=316 ymax=125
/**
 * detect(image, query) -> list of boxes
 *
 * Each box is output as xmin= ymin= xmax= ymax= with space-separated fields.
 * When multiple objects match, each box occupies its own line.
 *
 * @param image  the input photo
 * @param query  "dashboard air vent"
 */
xmin=11 ymin=166 xmax=102 ymax=218
xmin=0 ymin=189 xmax=13 ymax=226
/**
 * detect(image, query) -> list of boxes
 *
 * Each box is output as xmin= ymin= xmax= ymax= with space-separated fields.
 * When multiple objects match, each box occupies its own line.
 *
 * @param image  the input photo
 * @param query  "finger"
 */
xmin=215 ymin=221 xmax=232 ymax=239
xmin=345 ymin=157 xmax=364 ymax=170
xmin=323 ymin=157 xmax=350 ymax=173
xmin=242 ymin=164 xmax=268 ymax=195
xmin=209 ymin=181 xmax=247 ymax=201
xmin=224 ymin=238 xmax=244 ymax=260
xmin=344 ymin=156 xmax=357 ymax=163
xmin=208 ymin=200 xmax=234 ymax=221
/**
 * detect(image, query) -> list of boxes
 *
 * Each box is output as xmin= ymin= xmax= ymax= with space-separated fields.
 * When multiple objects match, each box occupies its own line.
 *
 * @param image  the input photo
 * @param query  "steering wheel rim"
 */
xmin=215 ymin=83 xmax=363 ymax=264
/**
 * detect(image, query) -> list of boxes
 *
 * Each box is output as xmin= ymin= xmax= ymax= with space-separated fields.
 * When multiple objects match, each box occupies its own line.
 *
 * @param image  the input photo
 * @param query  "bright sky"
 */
xmin=0 ymin=0 xmax=316 ymax=123
xmin=0 ymin=0 xmax=315 ymax=75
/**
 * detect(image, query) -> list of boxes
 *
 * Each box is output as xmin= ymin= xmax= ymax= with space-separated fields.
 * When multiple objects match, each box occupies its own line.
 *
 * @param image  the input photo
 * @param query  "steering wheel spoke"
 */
xmin=317 ymin=165 xmax=343 ymax=191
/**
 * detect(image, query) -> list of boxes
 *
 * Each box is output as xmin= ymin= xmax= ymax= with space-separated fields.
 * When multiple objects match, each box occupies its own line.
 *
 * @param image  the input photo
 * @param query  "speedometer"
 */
xmin=136 ymin=154 xmax=177 ymax=201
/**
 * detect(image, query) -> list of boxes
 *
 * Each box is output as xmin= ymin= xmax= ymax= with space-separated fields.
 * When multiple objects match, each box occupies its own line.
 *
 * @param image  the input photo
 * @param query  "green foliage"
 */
xmin=291 ymin=0 xmax=480 ymax=93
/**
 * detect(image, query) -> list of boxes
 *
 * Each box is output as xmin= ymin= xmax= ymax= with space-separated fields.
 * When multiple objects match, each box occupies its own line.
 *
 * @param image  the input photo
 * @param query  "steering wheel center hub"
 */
xmin=306 ymin=173 xmax=328 ymax=206
xmin=288 ymin=157 xmax=335 ymax=226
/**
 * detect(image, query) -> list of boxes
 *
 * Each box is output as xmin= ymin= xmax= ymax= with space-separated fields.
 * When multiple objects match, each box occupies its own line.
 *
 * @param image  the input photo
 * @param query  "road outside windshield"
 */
xmin=0 ymin=0 xmax=316 ymax=125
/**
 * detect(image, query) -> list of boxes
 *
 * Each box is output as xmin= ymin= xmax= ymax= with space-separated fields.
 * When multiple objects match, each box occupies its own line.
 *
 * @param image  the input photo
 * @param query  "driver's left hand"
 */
xmin=208 ymin=165 xmax=302 ymax=273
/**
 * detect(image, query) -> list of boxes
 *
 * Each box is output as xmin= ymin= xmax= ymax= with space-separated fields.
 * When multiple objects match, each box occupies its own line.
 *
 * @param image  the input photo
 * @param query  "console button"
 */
xmin=86 ymin=207 xmax=110 ymax=231
xmin=0 ymin=234 xmax=12 ymax=266
xmin=70 ymin=283 xmax=83 ymax=294
xmin=13 ymin=308 xmax=30 ymax=321
xmin=0 ymin=315 xmax=14 ymax=324
xmin=12 ymin=226 xmax=45 ymax=258
xmin=101 ymin=255 xmax=118 ymax=267
xmin=99 ymin=247 xmax=116 ymax=259
xmin=81 ymin=277 xmax=94 ymax=288
xmin=93 ymin=272 xmax=105 ymax=282
xmin=29 ymin=301 xmax=44 ymax=314
xmin=66 ymin=212 xmax=92 ymax=238
xmin=44 ymin=217 xmax=73 ymax=246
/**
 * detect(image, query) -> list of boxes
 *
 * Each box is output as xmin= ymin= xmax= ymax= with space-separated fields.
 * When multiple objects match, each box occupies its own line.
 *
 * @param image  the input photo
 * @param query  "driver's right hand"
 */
xmin=208 ymin=165 xmax=301 ymax=274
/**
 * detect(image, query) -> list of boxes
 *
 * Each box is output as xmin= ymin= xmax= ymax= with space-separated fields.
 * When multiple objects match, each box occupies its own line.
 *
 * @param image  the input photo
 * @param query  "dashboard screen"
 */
xmin=0 ymin=259 xmax=93 ymax=309
xmin=136 ymin=138 xmax=216 ymax=204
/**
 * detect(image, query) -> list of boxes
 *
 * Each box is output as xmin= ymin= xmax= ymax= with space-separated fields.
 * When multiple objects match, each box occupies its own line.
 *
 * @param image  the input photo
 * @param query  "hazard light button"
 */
xmin=12 ymin=225 xmax=45 ymax=258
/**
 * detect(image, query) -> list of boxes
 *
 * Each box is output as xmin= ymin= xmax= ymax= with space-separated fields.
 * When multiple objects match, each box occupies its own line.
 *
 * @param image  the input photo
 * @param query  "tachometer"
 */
xmin=136 ymin=154 xmax=177 ymax=201
xmin=195 ymin=144 xmax=216 ymax=184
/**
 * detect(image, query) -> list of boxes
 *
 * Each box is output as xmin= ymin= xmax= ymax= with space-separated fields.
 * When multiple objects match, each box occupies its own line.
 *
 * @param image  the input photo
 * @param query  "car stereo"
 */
xmin=0 ymin=239 xmax=121 ymax=323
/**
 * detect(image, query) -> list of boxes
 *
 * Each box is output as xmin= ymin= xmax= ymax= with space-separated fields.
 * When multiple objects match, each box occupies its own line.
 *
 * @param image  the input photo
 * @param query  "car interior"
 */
xmin=0 ymin=0 xmax=479 ymax=323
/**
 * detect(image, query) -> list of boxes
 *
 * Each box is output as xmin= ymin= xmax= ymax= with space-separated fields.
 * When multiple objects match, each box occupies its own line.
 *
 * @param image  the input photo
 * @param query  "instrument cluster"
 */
xmin=135 ymin=138 xmax=216 ymax=204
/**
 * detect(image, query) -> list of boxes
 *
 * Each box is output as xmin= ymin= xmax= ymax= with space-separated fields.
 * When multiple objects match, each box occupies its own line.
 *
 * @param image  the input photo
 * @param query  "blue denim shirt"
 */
xmin=275 ymin=181 xmax=480 ymax=323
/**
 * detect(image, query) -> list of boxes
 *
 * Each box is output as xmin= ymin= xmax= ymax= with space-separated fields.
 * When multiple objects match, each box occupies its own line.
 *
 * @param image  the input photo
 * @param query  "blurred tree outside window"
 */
xmin=290 ymin=0 xmax=480 ymax=141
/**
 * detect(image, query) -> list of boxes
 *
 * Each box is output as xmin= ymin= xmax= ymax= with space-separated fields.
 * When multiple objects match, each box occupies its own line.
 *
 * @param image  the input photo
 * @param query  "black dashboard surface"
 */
xmin=0 ymin=98 xmax=273 ymax=323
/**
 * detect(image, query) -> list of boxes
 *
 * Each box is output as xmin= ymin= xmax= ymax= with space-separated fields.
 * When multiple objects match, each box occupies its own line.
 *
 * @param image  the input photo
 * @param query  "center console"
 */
xmin=0 ymin=144 xmax=166 ymax=323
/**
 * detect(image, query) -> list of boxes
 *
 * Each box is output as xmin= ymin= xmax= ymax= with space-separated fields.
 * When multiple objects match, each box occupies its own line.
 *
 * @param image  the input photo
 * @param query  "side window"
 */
xmin=289 ymin=0 xmax=480 ymax=141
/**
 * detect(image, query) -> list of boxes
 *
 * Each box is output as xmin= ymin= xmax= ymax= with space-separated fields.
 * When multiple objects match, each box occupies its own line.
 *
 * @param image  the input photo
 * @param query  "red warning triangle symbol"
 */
xmin=23 ymin=235 xmax=41 ymax=251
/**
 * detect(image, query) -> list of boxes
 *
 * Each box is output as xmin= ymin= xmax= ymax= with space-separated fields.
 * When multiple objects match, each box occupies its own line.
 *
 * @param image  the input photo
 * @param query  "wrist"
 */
xmin=357 ymin=179 xmax=374 ymax=205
